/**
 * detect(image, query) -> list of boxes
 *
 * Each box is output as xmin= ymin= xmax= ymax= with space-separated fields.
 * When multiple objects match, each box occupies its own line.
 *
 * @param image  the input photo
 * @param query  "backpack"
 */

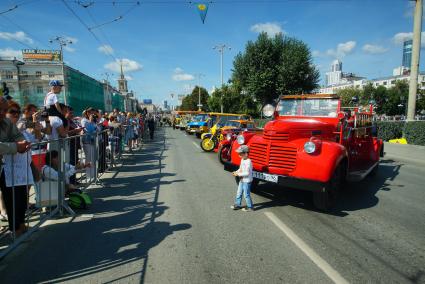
xmin=68 ymin=191 xmax=92 ymax=209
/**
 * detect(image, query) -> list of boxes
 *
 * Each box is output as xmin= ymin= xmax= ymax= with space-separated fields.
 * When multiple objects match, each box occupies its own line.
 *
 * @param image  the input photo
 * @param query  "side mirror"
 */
xmin=262 ymin=104 xmax=275 ymax=118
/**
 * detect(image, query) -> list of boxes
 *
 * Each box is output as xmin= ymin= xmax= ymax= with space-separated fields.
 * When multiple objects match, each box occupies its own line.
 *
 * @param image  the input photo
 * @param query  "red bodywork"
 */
xmin=226 ymin=95 xmax=383 ymax=189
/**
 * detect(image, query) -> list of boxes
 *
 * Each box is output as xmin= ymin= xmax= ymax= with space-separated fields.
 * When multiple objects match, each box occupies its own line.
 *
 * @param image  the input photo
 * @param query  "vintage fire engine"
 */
xmin=224 ymin=94 xmax=384 ymax=211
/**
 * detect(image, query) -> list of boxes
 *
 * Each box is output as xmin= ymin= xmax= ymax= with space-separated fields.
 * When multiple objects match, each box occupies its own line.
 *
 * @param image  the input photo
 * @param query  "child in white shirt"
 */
xmin=231 ymin=145 xmax=254 ymax=212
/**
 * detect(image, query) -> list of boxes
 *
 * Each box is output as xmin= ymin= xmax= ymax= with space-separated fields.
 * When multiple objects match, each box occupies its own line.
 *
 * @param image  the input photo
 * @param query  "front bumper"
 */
xmin=223 ymin=161 xmax=325 ymax=192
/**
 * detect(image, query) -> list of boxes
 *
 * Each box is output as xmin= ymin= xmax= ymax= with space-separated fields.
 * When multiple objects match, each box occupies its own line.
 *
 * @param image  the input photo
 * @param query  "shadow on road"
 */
xmin=252 ymin=159 xmax=403 ymax=216
xmin=0 ymin=128 xmax=191 ymax=283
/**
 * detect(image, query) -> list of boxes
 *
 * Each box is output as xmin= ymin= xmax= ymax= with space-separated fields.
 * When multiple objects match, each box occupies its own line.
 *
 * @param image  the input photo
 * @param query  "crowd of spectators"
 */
xmin=0 ymin=80 xmax=155 ymax=237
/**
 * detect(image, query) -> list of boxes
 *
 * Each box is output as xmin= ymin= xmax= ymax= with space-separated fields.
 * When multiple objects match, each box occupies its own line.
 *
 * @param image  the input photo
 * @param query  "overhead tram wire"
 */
xmin=85 ymin=7 xmax=120 ymax=59
xmin=61 ymin=0 xmax=118 ymax=62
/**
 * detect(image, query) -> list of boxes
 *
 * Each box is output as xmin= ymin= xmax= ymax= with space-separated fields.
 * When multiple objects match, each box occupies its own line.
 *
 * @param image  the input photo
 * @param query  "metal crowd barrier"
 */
xmin=0 ymin=127 xmax=133 ymax=259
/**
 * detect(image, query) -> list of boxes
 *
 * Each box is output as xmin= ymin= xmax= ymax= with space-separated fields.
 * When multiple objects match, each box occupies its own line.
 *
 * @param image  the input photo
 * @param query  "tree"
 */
xmin=232 ymin=32 xmax=319 ymax=105
xmin=336 ymin=88 xmax=363 ymax=107
xmin=207 ymin=84 xmax=259 ymax=116
xmin=180 ymin=86 xmax=209 ymax=111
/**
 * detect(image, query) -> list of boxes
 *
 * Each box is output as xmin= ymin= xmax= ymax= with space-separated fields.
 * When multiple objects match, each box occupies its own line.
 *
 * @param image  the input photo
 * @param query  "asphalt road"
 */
xmin=0 ymin=127 xmax=424 ymax=283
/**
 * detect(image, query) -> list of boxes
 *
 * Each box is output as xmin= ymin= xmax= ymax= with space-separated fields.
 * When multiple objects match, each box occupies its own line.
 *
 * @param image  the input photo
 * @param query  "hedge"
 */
xmin=376 ymin=121 xmax=404 ymax=142
xmin=374 ymin=121 xmax=425 ymax=146
xmin=403 ymin=121 xmax=425 ymax=146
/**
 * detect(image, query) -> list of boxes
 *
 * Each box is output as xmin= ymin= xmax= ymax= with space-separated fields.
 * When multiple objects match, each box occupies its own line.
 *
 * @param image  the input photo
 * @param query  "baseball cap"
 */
xmin=236 ymin=145 xmax=249 ymax=154
xmin=49 ymin=80 xmax=64 ymax=87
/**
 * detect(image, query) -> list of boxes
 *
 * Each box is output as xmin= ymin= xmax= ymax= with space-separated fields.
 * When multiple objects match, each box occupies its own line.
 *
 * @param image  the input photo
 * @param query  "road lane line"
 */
xmin=192 ymin=141 xmax=201 ymax=149
xmin=264 ymin=212 xmax=349 ymax=284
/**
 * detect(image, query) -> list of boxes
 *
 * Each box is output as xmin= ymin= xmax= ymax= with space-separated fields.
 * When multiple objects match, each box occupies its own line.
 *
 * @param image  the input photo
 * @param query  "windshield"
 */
xmin=192 ymin=114 xmax=208 ymax=122
xmin=217 ymin=116 xmax=240 ymax=126
xmin=276 ymin=98 xmax=339 ymax=117
xmin=223 ymin=121 xmax=240 ymax=127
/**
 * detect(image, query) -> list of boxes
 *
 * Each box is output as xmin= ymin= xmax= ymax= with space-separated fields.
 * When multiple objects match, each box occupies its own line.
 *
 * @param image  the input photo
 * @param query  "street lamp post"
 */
xmin=213 ymin=44 xmax=231 ymax=113
xmin=195 ymin=73 xmax=204 ymax=111
xmin=49 ymin=36 xmax=73 ymax=105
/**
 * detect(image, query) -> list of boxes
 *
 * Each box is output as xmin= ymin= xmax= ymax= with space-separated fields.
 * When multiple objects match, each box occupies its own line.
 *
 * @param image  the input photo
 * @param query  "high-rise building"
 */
xmin=402 ymin=39 xmax=413 ymax=69
xmin=325 ymin=60 xmax=343 ymax=86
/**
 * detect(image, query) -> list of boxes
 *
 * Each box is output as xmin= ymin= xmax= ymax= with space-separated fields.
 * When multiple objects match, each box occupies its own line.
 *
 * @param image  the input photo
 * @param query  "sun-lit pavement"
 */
xmin=0 ymin=127 xmax=424 ymax=283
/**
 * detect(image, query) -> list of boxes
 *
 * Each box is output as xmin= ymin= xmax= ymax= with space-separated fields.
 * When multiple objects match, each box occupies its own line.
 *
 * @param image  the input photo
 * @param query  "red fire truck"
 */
xmin=224 ymin=94 xmax=384 ymax=211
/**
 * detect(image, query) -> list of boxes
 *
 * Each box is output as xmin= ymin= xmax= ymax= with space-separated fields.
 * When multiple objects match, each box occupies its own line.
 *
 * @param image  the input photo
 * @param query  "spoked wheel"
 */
xmin=218 ymin=144 xmax=231 ymax=164
xmin=313 ymin=165 xmax=343 ymax=211
xmin=200 ymin=137 xmax=217 ymax=152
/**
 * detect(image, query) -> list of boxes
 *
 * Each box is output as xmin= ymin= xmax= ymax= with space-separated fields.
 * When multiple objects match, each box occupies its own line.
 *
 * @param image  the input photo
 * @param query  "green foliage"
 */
xmin=180 ymin=86 xmax=209 ymax=111
xmin=207 ymin=85 xmax=259 ymax=116
xmin=336 ymin=88 xmax=363 ymax=107
xmin=376 ymin=121 xmax=405 ymax=141
xmin=404 ymin=121 xmax=425 ymax=146
xmin=232 ymin=32 xmax=319 ymax=105
xmin=336 ymin=81 xmax=411 ymax=116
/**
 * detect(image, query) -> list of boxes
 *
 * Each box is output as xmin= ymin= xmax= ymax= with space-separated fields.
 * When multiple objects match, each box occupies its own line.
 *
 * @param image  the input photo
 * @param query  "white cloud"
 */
xmin=362 ymin=44 xmax=388 ymax=54
xmin=312 ymin=50 xmax=321 ymax=57
xmin=98 ymin=44 xmax=114 ymax=55
xmin=250 ymin=22 xmax=284 ymax=37
xmin=172 ymin=67 xmax=194 ymax=81
xmin=393 ymin=32 xmax=413 ymax=44
xmin=392 ymin=32 xmax=425 ymax=47
xmin=0 ymin=31 xmax=33 ymax=44
xmin=104 ymin=58 xmax=143 ymax=73
xmin=125 ymin=75 xmax=133 ymax=81
xmin=326 ymin=41 xmax=356 ymax=58
xmin=0 ymin=48 xmax=22 ymax=59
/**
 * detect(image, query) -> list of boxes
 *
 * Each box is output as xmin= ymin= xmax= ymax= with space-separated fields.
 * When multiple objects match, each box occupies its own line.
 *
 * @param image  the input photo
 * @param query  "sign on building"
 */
xmin=22 ymin=49 xmax=61 ymax=62
xmin=143 ymin=99 xmax=153 ymax=104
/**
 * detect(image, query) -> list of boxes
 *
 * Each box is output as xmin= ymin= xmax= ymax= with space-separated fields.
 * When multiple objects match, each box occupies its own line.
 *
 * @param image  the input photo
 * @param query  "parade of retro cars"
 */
xmin=173 ymin=94 xmax=383 ymax=211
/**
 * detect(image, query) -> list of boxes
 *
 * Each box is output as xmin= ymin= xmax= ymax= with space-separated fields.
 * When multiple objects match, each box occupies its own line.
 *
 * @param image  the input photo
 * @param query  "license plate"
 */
xmin=253 ymin=171 xmax=278 ymax=183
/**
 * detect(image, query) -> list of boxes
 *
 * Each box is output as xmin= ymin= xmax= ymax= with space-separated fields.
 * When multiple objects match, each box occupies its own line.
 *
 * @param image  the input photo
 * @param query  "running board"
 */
xmin=347 ymin=162 xmax=378 ymax=182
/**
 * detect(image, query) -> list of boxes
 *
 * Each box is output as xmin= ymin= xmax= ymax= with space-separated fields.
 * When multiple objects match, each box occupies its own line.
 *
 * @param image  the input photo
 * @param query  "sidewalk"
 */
xmin=383 ymin=142 xmax=425 ymax=167
xmin=0 ymin=129 xmax=174 ymax=283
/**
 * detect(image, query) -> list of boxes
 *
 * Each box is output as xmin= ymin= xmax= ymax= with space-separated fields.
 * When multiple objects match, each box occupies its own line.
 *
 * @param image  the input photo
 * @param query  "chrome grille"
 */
xmin=268 ymin=144 xmax=297 ymax=171
xmin=249 ymin=143 xmax=268 ymax=166
xmin=263 ymin=131 xmax=289 ymax=142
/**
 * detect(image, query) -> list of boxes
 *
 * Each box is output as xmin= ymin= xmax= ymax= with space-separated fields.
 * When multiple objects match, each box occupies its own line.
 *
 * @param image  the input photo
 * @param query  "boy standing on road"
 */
xmin=231 ymin=145 xmax=254 ymax=212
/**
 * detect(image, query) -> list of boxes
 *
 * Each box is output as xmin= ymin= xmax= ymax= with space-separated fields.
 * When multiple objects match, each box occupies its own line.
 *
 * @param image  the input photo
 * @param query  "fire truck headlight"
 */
xmin=304 ymin=141 xmax=316 ymax=154
xmin=226 ymin=133 xmax=232 ymax=141
xmin=237 ymin=135 xmax=245 ymax=145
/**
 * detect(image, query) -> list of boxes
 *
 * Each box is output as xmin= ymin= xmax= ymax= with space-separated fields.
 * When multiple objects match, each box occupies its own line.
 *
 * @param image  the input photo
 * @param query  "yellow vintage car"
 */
xmin=200 ymin=114 xmax=252 ymax=140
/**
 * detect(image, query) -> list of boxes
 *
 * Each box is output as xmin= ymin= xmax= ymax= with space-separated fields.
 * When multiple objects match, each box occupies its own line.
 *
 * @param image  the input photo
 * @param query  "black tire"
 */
xmin=218 ymin=144 xmax=231 ymax=164
xmin=200 ymin=137 xmax=217 ymax=152
xmin=313 ymin=165 xmax=343 ymax=211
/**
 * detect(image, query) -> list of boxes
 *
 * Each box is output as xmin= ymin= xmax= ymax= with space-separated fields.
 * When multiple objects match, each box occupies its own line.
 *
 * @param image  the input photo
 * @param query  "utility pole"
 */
xmin=213 ymin=44 xmax=231 ymax=113
xmin=407 ymin=0 xmax=422 ymax=121
xmin=49 ymin=36 xmax=73 ymax=105
xmin=195 ymin=73 xmax=204 ymax=111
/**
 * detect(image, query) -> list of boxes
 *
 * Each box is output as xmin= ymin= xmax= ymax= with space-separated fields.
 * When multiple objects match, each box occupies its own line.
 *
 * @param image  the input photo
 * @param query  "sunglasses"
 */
xmin=8 ymin=109 xmax=21 ymax=115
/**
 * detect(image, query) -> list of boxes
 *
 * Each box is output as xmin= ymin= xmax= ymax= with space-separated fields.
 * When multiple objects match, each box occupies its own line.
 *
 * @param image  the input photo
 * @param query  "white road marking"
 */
xmin=264 ymin=212 xmax=349 ymax=284
xmin=192 ymin=141 xmax=201 ymax=149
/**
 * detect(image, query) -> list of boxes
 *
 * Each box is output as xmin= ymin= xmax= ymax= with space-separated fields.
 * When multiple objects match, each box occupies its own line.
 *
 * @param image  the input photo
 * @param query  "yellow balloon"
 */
xmin=198 ymin=4 xmax=206 ymax=11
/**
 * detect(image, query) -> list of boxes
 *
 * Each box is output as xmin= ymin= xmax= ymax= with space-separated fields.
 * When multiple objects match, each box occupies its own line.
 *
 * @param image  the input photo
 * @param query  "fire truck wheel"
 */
xmin=313 ymin=165 xmax=342 ymax=211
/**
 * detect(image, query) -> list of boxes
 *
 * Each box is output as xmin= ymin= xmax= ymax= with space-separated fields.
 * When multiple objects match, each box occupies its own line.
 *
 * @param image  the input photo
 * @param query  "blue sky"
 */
xmin=0 ymin=0 xmax=423 ymax=105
